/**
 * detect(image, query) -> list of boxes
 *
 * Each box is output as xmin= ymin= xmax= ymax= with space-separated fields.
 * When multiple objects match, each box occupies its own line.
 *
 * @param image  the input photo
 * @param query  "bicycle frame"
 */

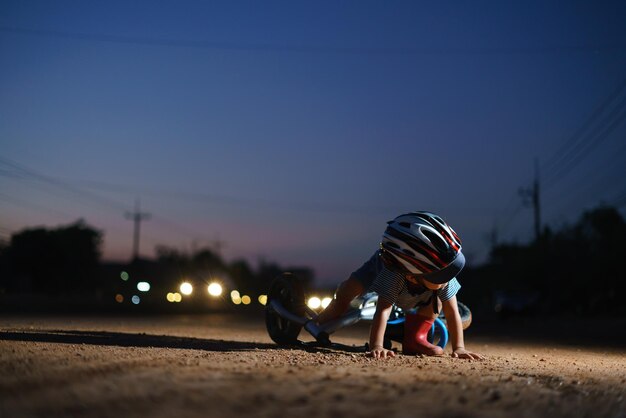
xmin=267 ymin=292 xmax=449 ymax=351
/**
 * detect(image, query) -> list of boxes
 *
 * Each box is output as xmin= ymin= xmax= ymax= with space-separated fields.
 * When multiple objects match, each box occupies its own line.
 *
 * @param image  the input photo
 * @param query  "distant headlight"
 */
xmin=207 ymin=283 xmax=222 ymax=297
xmin=180 ymin=282 xmax=193 ymax=295
xmin=307 ymin=297 xmax=321 ymax=310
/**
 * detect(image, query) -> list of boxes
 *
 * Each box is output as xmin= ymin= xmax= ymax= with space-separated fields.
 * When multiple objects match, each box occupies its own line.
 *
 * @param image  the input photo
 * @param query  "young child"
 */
xmin=317 ymin=211 xmax=483 ymax=360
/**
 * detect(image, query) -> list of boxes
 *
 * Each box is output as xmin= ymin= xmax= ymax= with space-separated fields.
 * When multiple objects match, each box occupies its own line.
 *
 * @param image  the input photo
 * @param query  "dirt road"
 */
xmin=1 ymin=314 xmax=624 ymax=418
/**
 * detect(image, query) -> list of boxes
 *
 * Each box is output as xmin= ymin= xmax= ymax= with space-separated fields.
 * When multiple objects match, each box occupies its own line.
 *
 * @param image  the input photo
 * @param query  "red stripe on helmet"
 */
xmin=385 ymin=228 xmax=447 ymax=268
xmin=385 ymin=246 xmax=437 ymax=274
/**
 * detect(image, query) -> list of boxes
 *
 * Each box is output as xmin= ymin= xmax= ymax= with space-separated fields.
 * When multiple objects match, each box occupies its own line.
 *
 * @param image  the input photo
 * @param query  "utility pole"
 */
xmin=519 ymin=158 xmax=542 ymax=241
xmin=125 ymin=198 xmax=151 ymax=261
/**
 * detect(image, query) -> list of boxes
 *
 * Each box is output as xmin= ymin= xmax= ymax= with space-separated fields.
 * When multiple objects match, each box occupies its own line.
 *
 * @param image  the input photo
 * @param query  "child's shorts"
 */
xmin=350 ymin=250 xmax=384 ymax=289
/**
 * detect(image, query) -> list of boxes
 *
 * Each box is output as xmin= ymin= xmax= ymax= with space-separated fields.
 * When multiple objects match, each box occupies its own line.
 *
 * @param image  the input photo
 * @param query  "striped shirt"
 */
xmin=369 ymin=266 xmax=461 ymax=311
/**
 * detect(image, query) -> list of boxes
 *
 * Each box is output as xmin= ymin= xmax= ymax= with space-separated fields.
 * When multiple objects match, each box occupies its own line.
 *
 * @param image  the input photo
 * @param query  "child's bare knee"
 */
xmin=416 ymin=298 xmax=441 ymax=318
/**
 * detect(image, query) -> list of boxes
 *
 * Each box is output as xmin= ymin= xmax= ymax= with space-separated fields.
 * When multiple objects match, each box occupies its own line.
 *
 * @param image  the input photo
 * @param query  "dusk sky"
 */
xmin=2 ymin=1 xmax=626 ymax=285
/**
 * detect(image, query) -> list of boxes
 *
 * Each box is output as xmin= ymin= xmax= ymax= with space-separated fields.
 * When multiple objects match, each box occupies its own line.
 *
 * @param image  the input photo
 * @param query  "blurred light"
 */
xmin=131 ymin=295 xmax=140 ymax=305
xmin=307 ymin=297 xmax=321 ymax=310
xmin=115 ymin=294 xmax=124 ymax=303
xmin=241 ymin=295 xmax=251 ymax=305
xmin=180 ymin=282 xmax=193 ymax=295
xmin=120 ymin=271 xmax=129 ymax=281
xmin=321 ymin=297 xmax=332 ymax=309
xmin=231 ymin=290 xmax=241 ymax=304
xmin=207 ymin=283 xmax=223 ymax=297
xmin=137 ymin=282 xmax=151 ymax=292
xmin=166 ymin=292 xmax=175 ymax=303
xmin=258 ymin=295 xmax=267 ymax=305
xmin=173 ymin=292 xmax=182 ymax=303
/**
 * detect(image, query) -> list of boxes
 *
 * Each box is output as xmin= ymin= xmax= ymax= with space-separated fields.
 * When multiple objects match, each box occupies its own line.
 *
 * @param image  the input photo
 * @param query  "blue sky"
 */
xmin=1 ymin=1 xmax=626 ymax=284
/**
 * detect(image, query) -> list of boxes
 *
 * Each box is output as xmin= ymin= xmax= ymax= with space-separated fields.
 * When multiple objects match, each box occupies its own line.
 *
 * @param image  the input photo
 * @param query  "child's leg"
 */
xmin=316 ymin=276 xmax=364 ymax=324
xmin=402 ymin=312 xmax=444 ymax=356
xmin=415 ymin=297 xmax=442 ymax=318
xmin=403 ymin=297 xmax=444 ymax=356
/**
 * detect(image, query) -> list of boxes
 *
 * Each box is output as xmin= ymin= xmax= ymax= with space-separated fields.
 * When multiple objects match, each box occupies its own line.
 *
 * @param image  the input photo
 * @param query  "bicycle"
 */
xmin=265 ymin=272 xmax=472 ymax=353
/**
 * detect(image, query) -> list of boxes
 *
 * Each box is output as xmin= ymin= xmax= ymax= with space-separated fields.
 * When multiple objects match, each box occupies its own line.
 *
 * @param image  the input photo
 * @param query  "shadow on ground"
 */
xmin=0 ymin=329 xmax=282 ymax=352
xmin=0 ymin=329 xmax=365 ymax=354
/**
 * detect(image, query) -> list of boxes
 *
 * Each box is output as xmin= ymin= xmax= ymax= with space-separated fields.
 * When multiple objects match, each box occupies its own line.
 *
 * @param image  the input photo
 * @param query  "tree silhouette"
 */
xmin=486 ymin=206 xmax=626 ymax=315
xmin=2 ymin=220 xmax=102 ymax=293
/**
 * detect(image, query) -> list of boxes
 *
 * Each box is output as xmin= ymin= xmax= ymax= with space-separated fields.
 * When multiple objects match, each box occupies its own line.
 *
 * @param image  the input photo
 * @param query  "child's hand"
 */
xmin=451 ymin=347 xmax=483 ymax=360
xmin=367 ymin=346 xmax=396 ymax=359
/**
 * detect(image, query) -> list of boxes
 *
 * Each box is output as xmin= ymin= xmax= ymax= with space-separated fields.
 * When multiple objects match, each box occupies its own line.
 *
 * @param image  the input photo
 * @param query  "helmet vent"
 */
xmin=422 ymin=229 xmax=447 ymax=253
xmin=398 ymin=222 xmax=411 ymax=228
xmin=403 ymin=249 xmax=415 ymax=257
xmin=387 ymin=242 xmax=401 ymax=249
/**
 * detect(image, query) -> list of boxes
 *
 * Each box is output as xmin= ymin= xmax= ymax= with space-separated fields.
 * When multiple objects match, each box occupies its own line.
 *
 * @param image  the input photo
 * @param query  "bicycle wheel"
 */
xmin=265 ymin=273 xmax=306 ymax=345
xmin=457 ymin=301 xmax=472 ymax=330
xmin=427 ymin=317 xmax=449 ymax=349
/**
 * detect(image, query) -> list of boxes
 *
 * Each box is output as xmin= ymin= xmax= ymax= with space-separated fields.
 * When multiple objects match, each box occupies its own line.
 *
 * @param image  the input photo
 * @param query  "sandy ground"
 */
xmin=0 ymin=313 xmax=624 ymax=418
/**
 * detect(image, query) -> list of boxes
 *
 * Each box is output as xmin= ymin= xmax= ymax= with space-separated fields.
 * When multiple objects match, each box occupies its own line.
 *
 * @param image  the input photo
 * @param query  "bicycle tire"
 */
xmin=265 ymin=273 xmax=306 ymax=345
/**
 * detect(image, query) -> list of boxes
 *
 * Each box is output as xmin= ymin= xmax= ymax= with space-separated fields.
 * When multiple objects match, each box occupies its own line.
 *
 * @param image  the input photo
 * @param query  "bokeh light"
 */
xmin=180 ymin=282 xmax=193 ymax=295
xmin=137 ymin=281 xmax=151 ymax=292
xmin=173 ymin=292 xmax=182 ymax=302
xmin=120 ymin=271 xmax=129 ymax=281
xmin=131 ymin=295 xmax=140 ymax=305
xmin=307 ymin=297 xmax=321 ymax=310
xmin=207 ymin=282 xmax=222 ymax=297
xmin=258 ymin=295 xmax=267 ymax=305
xmin=115 ymin=294 xmax=124 ymax=303
xmin=166 ymin=292 xmax=175 ymax=302
xmin=321 ymin=297 xmax=332 ymax=309
xmin=241 ymin=295 xmax=251 ymax=305
xmin=230 ymin=290 xmax=241 ymax=304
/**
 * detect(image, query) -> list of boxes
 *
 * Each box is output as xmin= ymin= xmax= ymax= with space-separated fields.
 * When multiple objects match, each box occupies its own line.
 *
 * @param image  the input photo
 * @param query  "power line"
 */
xmin=0 ymin=191 xmax=172 ymax=254
xmin=58 ymin=176 xmax=400 ymax=216
xmin=0 ymin=160 xmax=200 ymax=257
xmin=541 ymin=78 xmax=626 ymax=178
xmin=544 ymin=141 xmax=626 ymax=225
xmin=0 ymin=156 xmax=546 ymax=220
xmin=3 ymin=26 xmax=626 ymax=55
xmin=0 ymin=157 xmax=208 ymax=243
xmin=0 ymin=191 xmax=80 ymax=221
xmin=0 ymin=157 xmax=131 ymax=213
xmin=543 ymin=85 xmax=626 ymax=190
xmin=544 ymin=102 xmax=626 ymax=191
xmin=496 ymin=78 xmax=626 ymax=244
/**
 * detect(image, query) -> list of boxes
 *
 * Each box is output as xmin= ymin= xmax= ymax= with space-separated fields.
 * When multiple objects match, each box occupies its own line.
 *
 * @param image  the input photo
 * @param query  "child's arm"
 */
xmin=441 ymin=296 xmax=483 ymax=360
xmin=368 ymin=298 xmax=395 ymax=359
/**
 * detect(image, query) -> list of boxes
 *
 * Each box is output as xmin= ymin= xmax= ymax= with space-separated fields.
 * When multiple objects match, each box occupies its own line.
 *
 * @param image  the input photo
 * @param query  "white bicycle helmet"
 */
xmin=380 ymin=211 xmax=465 ymax=284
